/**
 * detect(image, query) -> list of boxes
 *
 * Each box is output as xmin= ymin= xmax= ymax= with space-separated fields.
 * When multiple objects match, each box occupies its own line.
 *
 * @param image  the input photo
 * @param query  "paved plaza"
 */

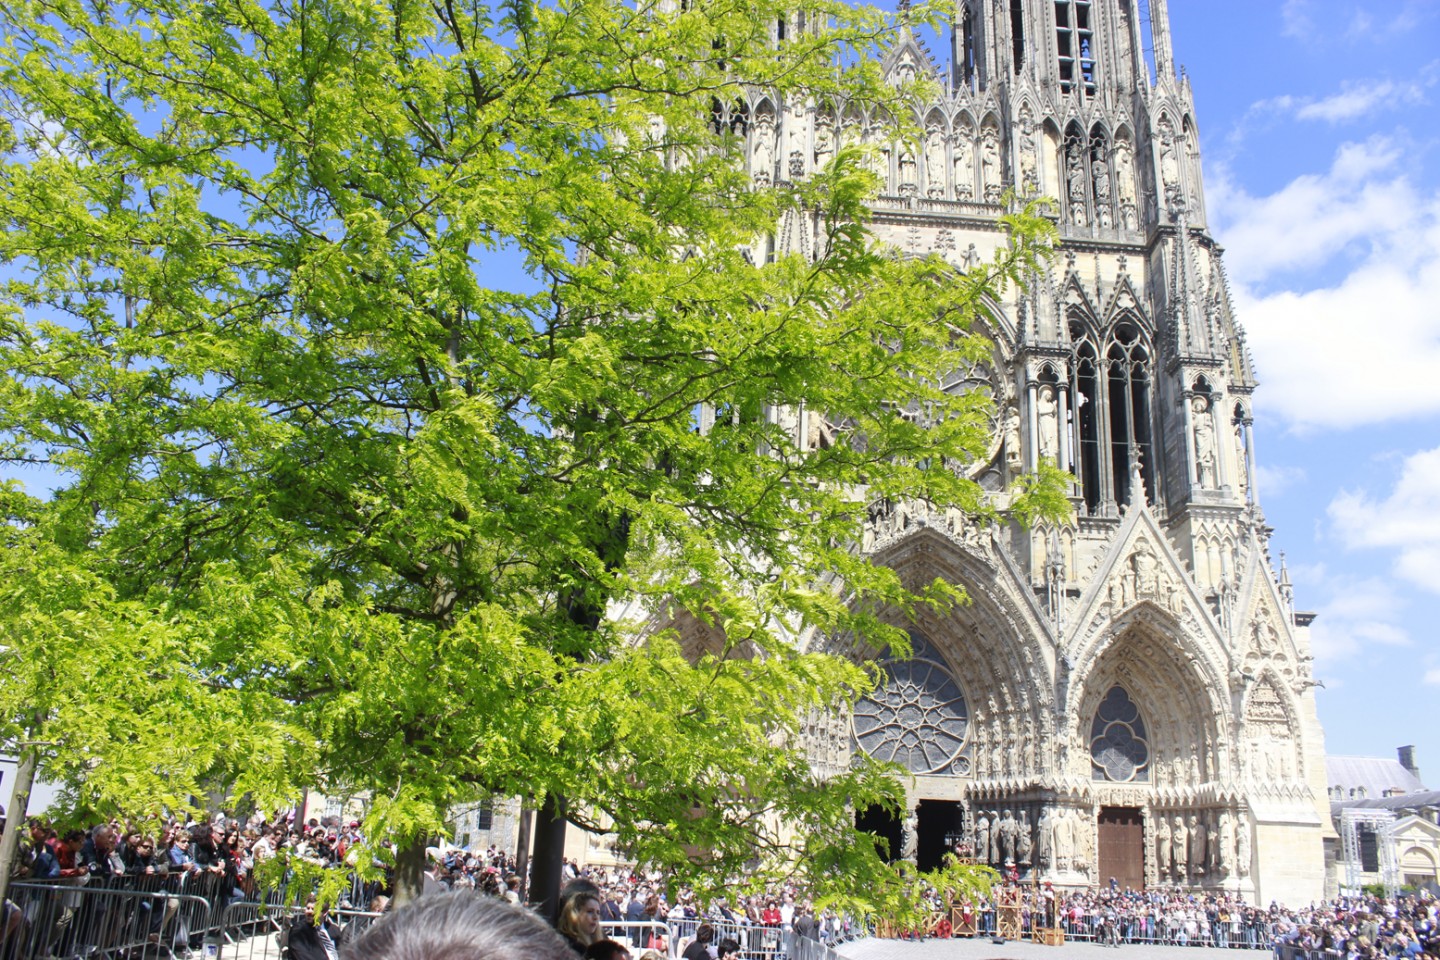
xmin=836 ymin=938 xmax=1257 ymax=960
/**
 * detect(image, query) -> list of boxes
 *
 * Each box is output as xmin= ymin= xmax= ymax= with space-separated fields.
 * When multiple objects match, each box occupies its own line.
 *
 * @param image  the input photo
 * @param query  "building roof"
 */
xmin=1331 ymin=789 xmax=1440 ymax=816
xmin=1327 ymin=755 xmax=1427 ymax=800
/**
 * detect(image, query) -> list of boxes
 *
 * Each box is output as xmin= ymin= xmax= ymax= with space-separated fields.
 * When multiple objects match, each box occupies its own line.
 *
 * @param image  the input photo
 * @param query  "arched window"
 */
xmin=1070 ymin=321 xmax=1102 ymax=512
xmin=1107 ymin=321 xmax=1152 ymax=505
xmin=1091 ymin=685 xmax=1149 ymax=782
xmin=960 ymin=4 xmax=977 ymax=86
xmin=1010 ymin=0 xmax=1025 ymax=73
xmin=1054 ymin=0 xmax=1096 ymax=95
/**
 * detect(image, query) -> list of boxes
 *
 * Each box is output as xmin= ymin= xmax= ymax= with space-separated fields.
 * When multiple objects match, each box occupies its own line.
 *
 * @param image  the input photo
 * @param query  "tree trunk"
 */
xmin=392 ymin=834 xmax=429 ymax=906
xmin=0 ymin=743 xmax=38 ymax=907
xmin=515 ymin=800 xmax=534 ymax=901
xmin=528 ymin=793 xmax=568 ymax=922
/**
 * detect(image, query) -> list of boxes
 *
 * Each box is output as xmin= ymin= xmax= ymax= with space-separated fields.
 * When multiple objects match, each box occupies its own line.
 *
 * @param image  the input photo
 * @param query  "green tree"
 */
xmin=0 ymin=0 xmax=1066 ymax=908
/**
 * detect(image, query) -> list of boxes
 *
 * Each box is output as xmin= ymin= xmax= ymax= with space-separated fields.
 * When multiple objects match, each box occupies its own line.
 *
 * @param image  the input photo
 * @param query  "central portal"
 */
xmin=1097 ymin=806 xmax=1145 ymax=892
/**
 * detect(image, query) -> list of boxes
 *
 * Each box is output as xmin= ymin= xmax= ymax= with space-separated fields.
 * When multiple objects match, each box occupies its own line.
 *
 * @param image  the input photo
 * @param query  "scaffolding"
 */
xmin=1339 ymin=807 xmax=1399 ymax=896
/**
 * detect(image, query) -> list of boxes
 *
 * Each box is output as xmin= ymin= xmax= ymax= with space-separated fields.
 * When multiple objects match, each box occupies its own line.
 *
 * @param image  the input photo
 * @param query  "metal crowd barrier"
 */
xmin=215 ymin=903 xmax=383 ymax=960
xmin=3 ymin=879 xmax=212 ymax=959
xmin=600 ymin=920 xmax=680 ymax=957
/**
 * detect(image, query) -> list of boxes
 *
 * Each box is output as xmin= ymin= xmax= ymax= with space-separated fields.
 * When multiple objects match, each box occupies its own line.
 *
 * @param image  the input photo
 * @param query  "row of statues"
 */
xmin=751 ymin=115 xmax=1151 ymax=229
xmin=1154 ymin=809 xmax=1252 ymax=882
xmin=909 ymin=803 xmax=1253 ymax=885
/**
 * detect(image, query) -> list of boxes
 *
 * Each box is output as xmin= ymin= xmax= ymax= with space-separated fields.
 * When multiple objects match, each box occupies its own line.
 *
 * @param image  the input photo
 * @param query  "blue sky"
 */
xmin=1166 ymin=0 xmax=1440 ymax=774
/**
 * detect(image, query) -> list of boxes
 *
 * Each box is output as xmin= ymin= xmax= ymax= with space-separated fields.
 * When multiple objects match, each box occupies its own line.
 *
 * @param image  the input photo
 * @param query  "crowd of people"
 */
xmin=5 ymin=809 xmax=1440 ymax=959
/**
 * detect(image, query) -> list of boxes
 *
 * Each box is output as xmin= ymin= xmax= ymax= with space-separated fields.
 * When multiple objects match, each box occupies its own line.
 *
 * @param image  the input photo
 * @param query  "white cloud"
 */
xmin=1288 ymin=563 xmax=1410 ymax=663
xmin=1425 ymin=668 xmax=1440 ymax=686
xmin=1329 ymin=447 xmax=1440 ymax=594
xmin=1293 ymin=75 xmax=1433 ymax=122
xmin=1281 ymin=0 xmax=1316 ymax=41
xmin=1209 ymin=138 xmax=1440 ymax=431
xmin=1254 ymin=464 xmax=1307 ymax=499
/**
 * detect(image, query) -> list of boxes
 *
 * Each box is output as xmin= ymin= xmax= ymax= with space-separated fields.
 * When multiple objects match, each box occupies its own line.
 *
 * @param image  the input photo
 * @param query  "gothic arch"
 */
xmin=870 ymin=530 xmax=1056 ymax=781
xmin=1069 ymin=618 xmax=1230 ymax=788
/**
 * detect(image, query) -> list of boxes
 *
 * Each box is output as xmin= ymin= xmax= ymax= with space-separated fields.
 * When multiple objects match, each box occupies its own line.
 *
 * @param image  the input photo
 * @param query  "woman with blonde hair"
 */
xmin=556 ymin=886 xmax=604 ymax=955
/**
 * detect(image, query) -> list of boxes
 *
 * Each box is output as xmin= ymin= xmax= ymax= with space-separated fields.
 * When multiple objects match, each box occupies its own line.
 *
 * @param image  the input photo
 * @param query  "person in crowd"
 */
xmin=716 ymin=937 xmax=742 ymax=960
xmin=556 ymin=885 xmax=604 ymax=955
xmin=583 ymin=939 xmax=631 ymax=960
xmin=346 ymin=892 xmax=573 ymax=960
xmin=680 ymin=922 xmax=715 ymax=960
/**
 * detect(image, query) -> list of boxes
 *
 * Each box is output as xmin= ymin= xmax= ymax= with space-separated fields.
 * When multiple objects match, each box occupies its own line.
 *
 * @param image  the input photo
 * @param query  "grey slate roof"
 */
xmin=1329 ymin=789 xmax=1440 ymax=815
xmin=1326 ymin=755 xmax=1427 ymax=800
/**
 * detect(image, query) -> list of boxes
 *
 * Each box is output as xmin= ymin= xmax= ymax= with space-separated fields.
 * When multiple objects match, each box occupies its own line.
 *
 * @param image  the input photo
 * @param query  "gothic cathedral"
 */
xmin=737 ymin=0 xmax=1330 ymax=904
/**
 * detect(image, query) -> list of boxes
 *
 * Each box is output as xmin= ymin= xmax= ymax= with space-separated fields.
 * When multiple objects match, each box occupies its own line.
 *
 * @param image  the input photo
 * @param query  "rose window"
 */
xmin=853 ymin=635 xmax=969 ymax=774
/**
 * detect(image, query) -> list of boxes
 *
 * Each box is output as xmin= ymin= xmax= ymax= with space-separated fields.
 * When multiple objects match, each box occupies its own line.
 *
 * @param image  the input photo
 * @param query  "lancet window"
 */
xmin=1054 ymin=0 xmax=1096 ymax=95
xmin=1106 ymin=321 xmax=1152 ymax=505
xmin=1070 ymin=323 xmax=1103 ymax=512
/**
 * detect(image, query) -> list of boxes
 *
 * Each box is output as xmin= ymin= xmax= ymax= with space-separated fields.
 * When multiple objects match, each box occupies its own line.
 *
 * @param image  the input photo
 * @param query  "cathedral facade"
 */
xmin=738 ymin=0 xmax=1332 ymax=905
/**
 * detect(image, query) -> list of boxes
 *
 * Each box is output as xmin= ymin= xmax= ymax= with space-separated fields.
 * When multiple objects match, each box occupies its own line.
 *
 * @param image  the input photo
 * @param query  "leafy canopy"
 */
xmin=0 ymin=0 xmax=1065 ymax=905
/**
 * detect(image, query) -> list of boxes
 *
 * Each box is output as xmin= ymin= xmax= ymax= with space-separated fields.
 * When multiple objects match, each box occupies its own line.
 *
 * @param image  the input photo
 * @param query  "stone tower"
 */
xmin=729 ymin=0 xmax=1332 ymax=904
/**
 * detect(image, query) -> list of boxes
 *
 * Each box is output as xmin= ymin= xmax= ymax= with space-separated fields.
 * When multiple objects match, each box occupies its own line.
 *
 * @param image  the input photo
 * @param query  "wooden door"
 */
xmin=1097 ymin=806 xmax=1145 ymax=891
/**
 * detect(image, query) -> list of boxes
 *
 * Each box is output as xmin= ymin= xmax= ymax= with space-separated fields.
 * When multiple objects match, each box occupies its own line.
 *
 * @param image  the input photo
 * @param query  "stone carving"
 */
xmin=1066 ymin=142 xmax=1087 ymax=224
xmin=1170 ymin=815 xmax=1187 ymax=881
xmin=1236 ymin=812 xmax=1252 ymax=877
xmin=924 ymin=125 xmax=946 ymax=197
xmin=1115 ymin=137 xmax=1138 ymax=229
xmin=1217 ymin=810 xmax=1235 ymax=877
xmin=1017 ymin=108 xmax=1039 ymax=193
xmin=787 ymin=115 xmax=805 ymax=178
xmin=813 ymin=116 xmax=834 ymax=169
xmin=898 ymin=143 xmax=918 ymax=194
xmin=997 ymin=808 xmax=1019 ymax=864
xmin=1155 ymin=813 xmax=1172 ymax=879
xmin=1092 ymin=142 xmax=1112 ymax=227
xmin=980 ymin=127 xmax=1000 ymax=202
xmin=1158 ymin=116 xmax=1183 ymax=211
xmin=1052 ymin=807 xmax=1073 ymax=872
xmin=975 ymin=810 xmax=991 ymax=865
xmin=752 ymin=114 xmax=775 ymax=184
xmin=1036 ymin=385 xmax=1058 ymax=461
xmin=902 ymin=807 xmax=919 ymax=860
xmin=1036 ymin=807 xmax=1053 ymax=867
xmin=1003 ymin=403 xmax=1022 ymax=472
xmin=1017 ymin=809 xmax=1034 ymax=866
xmin=1187 ymin=814 xmax=1207 ymax=878
xmin=953 ymin=131 xmax=974 ymax=199
xmin=1192 ymin=397 xmax=1216 ymax=488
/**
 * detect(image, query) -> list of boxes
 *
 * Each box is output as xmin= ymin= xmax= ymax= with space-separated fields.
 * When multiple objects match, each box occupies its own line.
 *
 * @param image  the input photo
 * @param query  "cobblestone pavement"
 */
xmin=836 ymin=937 xmax=1262 ymax=960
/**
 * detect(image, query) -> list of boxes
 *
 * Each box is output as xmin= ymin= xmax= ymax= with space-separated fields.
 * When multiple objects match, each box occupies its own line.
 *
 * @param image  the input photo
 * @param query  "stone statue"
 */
xmin=1236 ymin=813 xmax=1252 ymax=877
xmin=1017 ymin=110 xmax=1039 ymax=193
xmin=813 ymin=117 xmax=834 ymax=169
xmin=1052 ymin=807 xmax=1073 ymax=872
xmin=1092 ymin=142 xmax=1111 ymax=204
xmin=1018 ymin=809 xmax=1034 ymax=866
xmin=953 ymin=132 xmax=974 ymax=199
xmin=1217 ymin=811 xmax=1236 ymax=877
xmin=1192 ymin=397 xmax=1216 ymax=488
xmin=1133 ymin=538 xmax=1159 ymax=598
xmin=1155 ymin=813 xmax=1172 ymax=879
xmin=974 ymin=811 xmax=991 ymax=865
xmin=898 ymin=145 xmax=917 ymax=190
xmin=1067 ymin=144 xmax=1087 ymax=224
xmin=1003 ymin=404 xmax=1022 ymax=471
xmin=1115 ymin=138 xmax=1137 ymax=203
xmin=752 ymin=115 xmax=775 ymax=184
xmin=1036 ymin=385 xmax=1058 ymax=461
xmin=1187 ymin=814 xmax=1207 ymax=878
xmin=924 ymin=125 xmax=946 ymax=197
xmin=1036 ymin=807 xmax=1053 ymax=867
xmin=1170 ymin=815 xmax=1187 ymax=882
xmin=1158 ymin=117 xmax=1182 ymax=209
xmin=997 ymin=809 xmax=1019 ymax=864
xmin=902 ymin=808 xmax=919 ymax=861
xmin=980 ymin=127 xmax=1000 ymax=202
xmin=1234 ymin=421 xmax=1249 ymax=499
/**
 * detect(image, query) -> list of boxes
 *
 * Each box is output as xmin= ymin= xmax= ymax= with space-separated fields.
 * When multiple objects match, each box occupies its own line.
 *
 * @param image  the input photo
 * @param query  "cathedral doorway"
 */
xmin=916 ymin=799 xmax=961 ymax=871
xmin=1097 ymin=806 xmax=1145 ymax=891
xmin=856 ymin=804 xmax=903 ymax=863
